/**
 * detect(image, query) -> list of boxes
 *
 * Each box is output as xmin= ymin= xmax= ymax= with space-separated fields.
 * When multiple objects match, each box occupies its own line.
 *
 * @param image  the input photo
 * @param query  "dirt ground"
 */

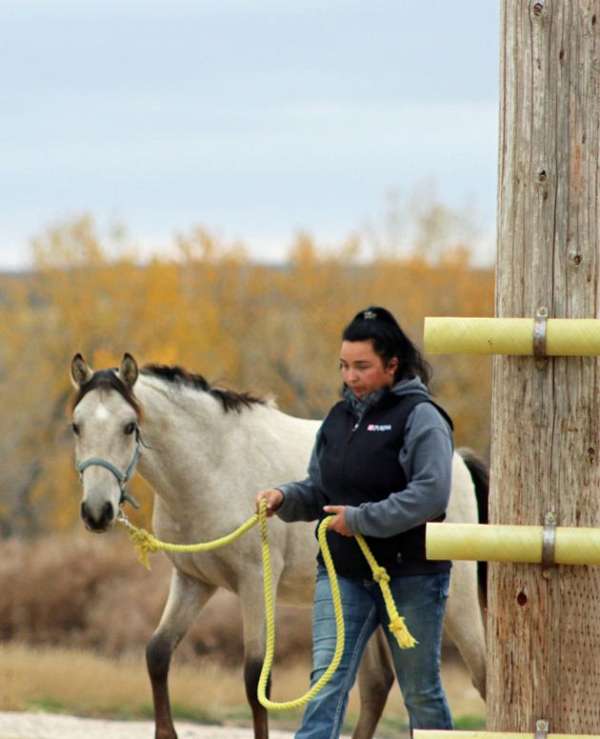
xmin=0 ymin=712 xmax=361 ymax=739
xmin=0 ymin=712 xmax=314 ymax=739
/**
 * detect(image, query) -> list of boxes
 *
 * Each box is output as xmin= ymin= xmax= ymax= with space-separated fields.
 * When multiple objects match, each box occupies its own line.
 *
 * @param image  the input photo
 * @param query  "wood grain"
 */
xmin=490 ymin=0 xmax=600 ymax=731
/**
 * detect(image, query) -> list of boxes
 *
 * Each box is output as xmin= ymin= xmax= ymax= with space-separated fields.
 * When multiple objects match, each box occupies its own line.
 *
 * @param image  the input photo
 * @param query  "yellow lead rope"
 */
xmin=354 ymin=535 xmax=418 ymax=652
xmin=257 ymin=512 xmax=346 ymax=710
xmin=120 ymin=513 xmax=260 ymax=569
xmin=117 ymin=503 xmax=417 ymax=711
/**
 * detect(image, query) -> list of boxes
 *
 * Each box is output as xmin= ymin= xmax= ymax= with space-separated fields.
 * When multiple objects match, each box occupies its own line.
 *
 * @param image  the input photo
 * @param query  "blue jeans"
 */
xmin=296 ymin=566 xmax=453 ymax=739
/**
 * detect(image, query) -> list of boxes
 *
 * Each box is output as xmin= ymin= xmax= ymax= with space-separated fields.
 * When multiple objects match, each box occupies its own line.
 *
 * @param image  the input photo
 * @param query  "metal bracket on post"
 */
xmin=535 ymin=719 xmax=549 ymax=739
xmin=542 ymin=512 xmax=557 ymax=579
xmin=533 ymin=307 xmax=549 ymax=369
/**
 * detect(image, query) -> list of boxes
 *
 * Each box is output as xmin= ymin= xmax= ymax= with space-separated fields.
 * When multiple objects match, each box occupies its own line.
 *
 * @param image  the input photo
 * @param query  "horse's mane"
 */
xmin=141 ymin=364 xmax=265 ymax=414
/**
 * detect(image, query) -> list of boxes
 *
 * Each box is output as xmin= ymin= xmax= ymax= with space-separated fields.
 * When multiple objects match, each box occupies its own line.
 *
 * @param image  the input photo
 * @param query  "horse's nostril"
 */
xmin=101 ymin=501 xmax=114 ymax=524
xmin=81 ymin=500 xmax=113 ymax=531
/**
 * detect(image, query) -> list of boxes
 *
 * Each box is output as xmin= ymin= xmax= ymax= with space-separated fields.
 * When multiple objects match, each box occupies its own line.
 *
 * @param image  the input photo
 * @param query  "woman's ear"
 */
xmin=387 ymin=357 xmax=399 ymax=376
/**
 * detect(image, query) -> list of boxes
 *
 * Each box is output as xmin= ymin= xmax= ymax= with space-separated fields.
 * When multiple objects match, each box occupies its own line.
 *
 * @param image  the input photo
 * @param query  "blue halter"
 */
xmin=76 ymin=434 xmax=141 ymax=509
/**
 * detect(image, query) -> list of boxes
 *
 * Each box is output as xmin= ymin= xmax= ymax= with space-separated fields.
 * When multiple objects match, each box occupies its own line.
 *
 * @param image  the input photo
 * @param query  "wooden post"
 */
xmin=489 ymin=0 xmax=600 ymax=731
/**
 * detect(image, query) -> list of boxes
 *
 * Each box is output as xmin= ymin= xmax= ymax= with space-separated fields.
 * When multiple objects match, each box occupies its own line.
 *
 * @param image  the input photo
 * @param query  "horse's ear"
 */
xmin=119 ymin=353 xmax=139 ymax=388
xmin=70 ymin=353 xmax=93 ymax=388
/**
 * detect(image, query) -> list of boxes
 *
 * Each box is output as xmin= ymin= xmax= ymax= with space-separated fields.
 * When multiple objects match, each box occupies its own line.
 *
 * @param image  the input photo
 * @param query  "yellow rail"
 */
xmin=424 ymin=317 xmax=600 ymax=356
xmin=415 ymin=733 xmax=600 ymax=739
xmin=426 ymin=523 xmax=600 ymax=565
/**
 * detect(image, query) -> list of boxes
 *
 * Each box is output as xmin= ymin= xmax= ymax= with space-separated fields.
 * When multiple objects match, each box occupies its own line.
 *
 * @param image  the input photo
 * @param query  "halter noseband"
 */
xmin=76 ymin=431 xmax=142 ymax=509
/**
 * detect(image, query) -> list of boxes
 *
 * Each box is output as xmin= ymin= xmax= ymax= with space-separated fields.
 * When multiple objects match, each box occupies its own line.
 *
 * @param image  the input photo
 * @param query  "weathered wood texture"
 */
xmin=490 ymin=0 xmax=600 ymax=732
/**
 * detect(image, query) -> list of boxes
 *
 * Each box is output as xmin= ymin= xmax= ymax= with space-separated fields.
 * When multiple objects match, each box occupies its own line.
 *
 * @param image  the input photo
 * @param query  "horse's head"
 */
xmin=70 ymin=352 xmax=142 ymax=532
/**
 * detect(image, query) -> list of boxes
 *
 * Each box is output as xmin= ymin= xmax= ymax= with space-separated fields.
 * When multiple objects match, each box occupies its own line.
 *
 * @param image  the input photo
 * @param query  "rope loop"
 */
xmin=118 ymin=501 xmax=417 ymax=711
xmin=256 ymin=503 xmax=346 ymax=710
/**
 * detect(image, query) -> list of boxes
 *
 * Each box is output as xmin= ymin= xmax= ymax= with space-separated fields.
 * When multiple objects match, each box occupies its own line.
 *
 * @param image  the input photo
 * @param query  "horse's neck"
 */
xmin=134 ymin=377 xmax=227 ymax=514
xmin=132 ymin=376 xmax=318 ymax=537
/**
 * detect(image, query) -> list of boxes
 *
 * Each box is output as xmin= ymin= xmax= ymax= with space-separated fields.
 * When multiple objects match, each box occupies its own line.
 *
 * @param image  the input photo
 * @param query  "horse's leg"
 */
xmin=444 ymin=560 xmax=486 ymax=700
xmin=238 ymin=573 xmax=277 ymax=739
xmin=353 ymin=628 xmax=394 ymax=739
xmin=146 ymin=568 xmax=216 ymax=739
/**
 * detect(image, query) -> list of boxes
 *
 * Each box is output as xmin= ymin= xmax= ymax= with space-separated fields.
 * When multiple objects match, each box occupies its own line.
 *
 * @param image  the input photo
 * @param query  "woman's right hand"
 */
xmin=256 ymin=488 xmax=284 ymax=517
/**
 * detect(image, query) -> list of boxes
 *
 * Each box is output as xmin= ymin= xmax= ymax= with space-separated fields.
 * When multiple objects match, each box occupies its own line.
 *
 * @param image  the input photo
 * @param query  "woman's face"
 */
xmin=339 ymin=340 xmax=398 ymax=398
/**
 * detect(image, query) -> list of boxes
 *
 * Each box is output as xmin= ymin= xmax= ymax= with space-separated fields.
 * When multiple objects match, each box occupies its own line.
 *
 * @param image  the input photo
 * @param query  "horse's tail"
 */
xmin=457 ymin=447 xmax=489 ymax=605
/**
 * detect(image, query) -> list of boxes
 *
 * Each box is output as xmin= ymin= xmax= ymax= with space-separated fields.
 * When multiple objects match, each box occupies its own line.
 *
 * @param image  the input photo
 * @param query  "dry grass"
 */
xmin=0 ymin=643 xmax=485 ymax=734
xmin=0 ymin=642 xmax=249 ymax=724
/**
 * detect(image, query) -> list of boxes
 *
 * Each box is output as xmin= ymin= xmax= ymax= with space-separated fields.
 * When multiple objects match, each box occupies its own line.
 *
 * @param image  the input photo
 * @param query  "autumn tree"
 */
xmin=0 ymin=209 xmax=493 ymax=536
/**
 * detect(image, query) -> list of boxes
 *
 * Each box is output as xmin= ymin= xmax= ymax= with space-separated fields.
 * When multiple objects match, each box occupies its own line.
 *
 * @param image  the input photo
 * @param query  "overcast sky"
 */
xmin=1 ymin=1 xmax=500 ymax=269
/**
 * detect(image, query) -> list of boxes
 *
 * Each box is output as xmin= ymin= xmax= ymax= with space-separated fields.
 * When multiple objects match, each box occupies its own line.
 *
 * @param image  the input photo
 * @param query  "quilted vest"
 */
xmin=316 ymin=392 xmax=452 ymax=578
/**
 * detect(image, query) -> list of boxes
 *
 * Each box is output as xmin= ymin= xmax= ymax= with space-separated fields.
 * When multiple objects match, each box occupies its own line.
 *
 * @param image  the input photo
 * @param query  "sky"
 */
xmin=1 ymin=1 xmax=500 ymax=269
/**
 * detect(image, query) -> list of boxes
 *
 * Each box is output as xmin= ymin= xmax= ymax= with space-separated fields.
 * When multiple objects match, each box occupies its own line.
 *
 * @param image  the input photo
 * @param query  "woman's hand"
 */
xmin=323 ymin=505 xmax=353 ymax=537
xmin=256 ymin=488 xmax=284 ymax=517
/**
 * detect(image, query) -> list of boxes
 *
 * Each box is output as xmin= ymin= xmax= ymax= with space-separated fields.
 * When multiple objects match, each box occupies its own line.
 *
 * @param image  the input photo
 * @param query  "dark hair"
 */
xmin=342 ymin=306 xmax=431 ymax=385
xmin=71 ymin=369 xmax=142 ymax=417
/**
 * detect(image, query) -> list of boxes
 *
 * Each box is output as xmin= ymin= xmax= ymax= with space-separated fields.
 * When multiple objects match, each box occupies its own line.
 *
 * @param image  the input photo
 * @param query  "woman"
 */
xmin=256 ymin=306 xmax=453 ymax=737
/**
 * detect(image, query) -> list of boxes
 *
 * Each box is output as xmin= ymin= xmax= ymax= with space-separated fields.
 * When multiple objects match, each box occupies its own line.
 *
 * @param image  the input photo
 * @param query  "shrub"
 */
xmin=0 ymin=533 xmax=311 ymax=665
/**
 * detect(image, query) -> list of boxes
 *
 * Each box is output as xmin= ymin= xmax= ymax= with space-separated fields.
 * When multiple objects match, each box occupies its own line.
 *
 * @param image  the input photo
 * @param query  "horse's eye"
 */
xmin=72 ymin=423 xmax=80 ymax=436
xmin=124 ymin=422 xmax=136 ymax=435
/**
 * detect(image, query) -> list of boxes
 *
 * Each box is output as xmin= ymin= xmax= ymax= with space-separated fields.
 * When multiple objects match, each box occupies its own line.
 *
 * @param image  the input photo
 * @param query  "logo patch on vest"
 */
xmin=367 ymin=423 xmax=392 ymax=432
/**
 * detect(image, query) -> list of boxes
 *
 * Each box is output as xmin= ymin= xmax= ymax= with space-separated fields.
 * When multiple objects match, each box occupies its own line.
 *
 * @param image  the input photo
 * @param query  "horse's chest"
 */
xmin=152 ymin=514 xmax=240 ymax=590
xmin=166 ymin=549 xmax=239 ymax=591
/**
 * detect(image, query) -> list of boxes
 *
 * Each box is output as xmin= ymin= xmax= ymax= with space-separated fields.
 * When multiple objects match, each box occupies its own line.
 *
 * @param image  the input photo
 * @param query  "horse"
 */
xmin=70 ymin=352 xmax=487 ymax=739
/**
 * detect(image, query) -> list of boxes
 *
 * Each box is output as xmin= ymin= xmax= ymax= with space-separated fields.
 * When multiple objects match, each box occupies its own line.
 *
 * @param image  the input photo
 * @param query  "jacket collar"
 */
xmin=342 ymin=385 xmax=389 ymax=420
xmin=342 ymin=376 xmax=430 ymax=419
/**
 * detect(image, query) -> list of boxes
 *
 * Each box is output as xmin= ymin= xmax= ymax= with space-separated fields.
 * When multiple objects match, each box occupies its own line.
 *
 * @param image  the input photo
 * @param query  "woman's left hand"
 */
xmin=323 ymin=505 xmax=353 ymax=537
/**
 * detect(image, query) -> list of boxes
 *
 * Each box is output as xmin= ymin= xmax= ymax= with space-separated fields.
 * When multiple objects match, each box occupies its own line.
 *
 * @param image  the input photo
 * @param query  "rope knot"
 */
xmin=128 ymin=527 xmax=160 ymax=570
xmin=372 ymin=566 xmax=390 ymax=585
xmin=389 ymin=616 xmax=418 ymax=650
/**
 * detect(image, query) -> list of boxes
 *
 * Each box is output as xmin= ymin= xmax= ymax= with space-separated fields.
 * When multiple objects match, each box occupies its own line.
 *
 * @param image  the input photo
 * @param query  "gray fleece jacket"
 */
xmin=276 ymin=377 xmax=454 ymax=538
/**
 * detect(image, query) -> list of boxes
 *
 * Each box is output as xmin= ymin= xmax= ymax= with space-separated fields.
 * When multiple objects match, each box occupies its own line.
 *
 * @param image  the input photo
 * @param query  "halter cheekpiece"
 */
xmin=76 ymin=429 xmax=142 ymax=509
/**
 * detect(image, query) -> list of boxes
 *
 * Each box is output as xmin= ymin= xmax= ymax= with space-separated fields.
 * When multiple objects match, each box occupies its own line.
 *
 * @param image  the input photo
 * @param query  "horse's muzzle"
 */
xmin=81 ymin=500 xmax=115 ymax=532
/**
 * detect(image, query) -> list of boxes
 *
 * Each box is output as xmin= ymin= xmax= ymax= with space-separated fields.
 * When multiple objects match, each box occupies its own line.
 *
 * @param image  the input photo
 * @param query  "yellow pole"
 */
xmin=423 ymin=317 xmax=600 ymax=356
xmin=426 ymin=523 xmax=600 ymax=565
xmin=415 ymin=732 xmax=600 ymax=739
